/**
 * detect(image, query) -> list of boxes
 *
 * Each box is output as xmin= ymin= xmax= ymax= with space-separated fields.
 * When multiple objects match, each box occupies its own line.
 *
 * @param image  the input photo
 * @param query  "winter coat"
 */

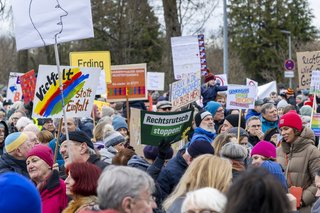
xmin=312 ymin=198 xmax=320 ymax=213
xmin=277 ymin=127 xmax=320 ymax=213
xmin=62 ymin=196 xmax=98 ymax=213
xmin=245 ymin=109 xmax=261 ymax=121
xmin=79 ymin=117 xmax=94 ymax=139
xmin=166 ymin=197 xmax=185 ymax=213
xmin=87 ymin=154 xmax=109 ymax=171
xmin=0 ymin=120 xmax=9 ymax=155
xmin=48 ymin=138 xmax=64 ymax=167
xmin=248 ymin=134 xmax=260 ymax=146
xmin=261 ymin=116 xmax=278 ymax=133
xmin=156 ymin=149 xmax=188 ymax=202
xmin=189 ymin=127 xmax=216 ymax=145
xmin=201 ymin=83 xmax=227 ymax=107
xmin=40 ymin=170 xmax=68 ymax=213
xmin=100 ymin=146 xmax=117 ymax=164
xmin=127 ymin=155 xmax=150 ymax=171
xmin=0 ymin=153 xmax=29 ymax=178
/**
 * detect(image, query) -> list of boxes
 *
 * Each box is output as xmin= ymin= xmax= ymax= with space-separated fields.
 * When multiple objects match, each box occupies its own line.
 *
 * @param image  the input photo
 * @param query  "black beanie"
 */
xmin=187 ymin=140 xmax=214 ymax=159
xmin=225 ymin=114 xmax=246 ymax=129
xmin=143 ymin=145 xmax=174 ymax=160
xmin=60 ymin=130 xmax=94 ymax=150
xmin=194 ymin=110 xmax=212 ymax=127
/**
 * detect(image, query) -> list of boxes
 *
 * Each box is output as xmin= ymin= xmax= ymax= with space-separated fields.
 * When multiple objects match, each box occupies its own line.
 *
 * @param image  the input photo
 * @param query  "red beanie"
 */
xmin=278 ymin=111 xmax=302 ymax=132
xmin=26 ymin=145 xmax=54 ymax=168
xmin=251 ymin=141 xmax=276 ymax=159
xmin=205 ymin=73 xmax=215 ymax=83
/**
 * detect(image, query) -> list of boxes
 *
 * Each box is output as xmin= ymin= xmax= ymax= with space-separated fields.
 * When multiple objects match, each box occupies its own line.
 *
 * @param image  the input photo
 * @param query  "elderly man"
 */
xmin=246 ymin=116 xmax=264 ymax=146
xmin=189 ymin=110 xmax=216 ymax=144
xmin=97 ymin=166 xmax=157 ymax=213
xmin=260 ymin=103 xmax=278 ymax=133
xmin=0 ymin=132 xmax=34 ymax=178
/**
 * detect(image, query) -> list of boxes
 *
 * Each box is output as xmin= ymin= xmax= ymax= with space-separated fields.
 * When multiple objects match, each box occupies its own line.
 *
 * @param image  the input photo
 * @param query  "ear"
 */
xmin=121 ymin=196 xmax=133 ymax=213
xmin=80 ymin=142 xmax=88 ymax=154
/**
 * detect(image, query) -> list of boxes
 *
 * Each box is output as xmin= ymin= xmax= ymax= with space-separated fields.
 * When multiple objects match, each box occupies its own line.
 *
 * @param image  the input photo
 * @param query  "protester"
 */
xmin=92 ymin=118 xmax=111 ymax=150
xmin=37 ymin=130 xmax=54 ymax=146
xmin=220 ymin=114 xmax=246 ymax=133
xmin=163 ymin=155 xmax=232 ymax=212
xmin=201 ymin=72 xmax=227 ymax=107
xmin=277 ymin=111 xmax=320 ymax=212
xmin=205 ymin=101 xmax=225 ymax=132
xmin=251 ymin=140 xmax=276 ymax=167
xmin=112 ymin=148 xmax=136 ymax=166
xmin=63 ymin=162 xmax=101 ymax=213
xmin=112 ymin=115 xmax=129 ymax=139
xmin=245 ymin=99 xmax=264 ymax=121
xmin=16 ymin=116 xmax=33 ymax=132
xmin=215 ymin=93 xmax=226 ymax=108
xmin=226 ymin=127 xmax=250 ymax=147
xmin=261 ymin=160 xmax=288 ymax=191
xmin=277 ymin=99 xmax=290 ymax=117
xmin=24 ymin=130 xmax=40 ymax=145
xmin=260 ymin=103 xmax=278 ymax=133
xmin=26 ymin=144 xmax=68 ymax=213
xmin=263 ymin=127 xmax=280 ymax=146
xmin=156 ymin=100 xmax=172 ymax=112
xmin=213 ymin=132 xmax=237 ymax=156
xmin=39 ymin=118 xmax=56 ymax=135
xmin=246 ymin=116 xmax=263 ymax=146
xmin=189 ymin=110 xmax=216 ymax=144
xmin=0 ymin=120 xmax=9 ymax=155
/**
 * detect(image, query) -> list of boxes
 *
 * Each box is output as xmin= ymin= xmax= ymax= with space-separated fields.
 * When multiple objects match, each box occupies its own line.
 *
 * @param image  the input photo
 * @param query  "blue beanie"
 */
xmin=5 ymin=132 xmax=28 ymax=153
xmin=261 ymin=160 xmax=288 ymax=191
xmin=0 ymin=172 xmax=41 ymax=213
xmin=205 ymin=101 xmax=222 ymax=116
xmin=112 ymin=116 xmax=128 ymax=131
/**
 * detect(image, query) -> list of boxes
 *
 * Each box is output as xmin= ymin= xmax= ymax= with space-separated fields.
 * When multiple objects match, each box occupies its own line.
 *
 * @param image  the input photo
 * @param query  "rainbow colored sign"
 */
xmin=32 ymin=65 xmax=100 ymax=118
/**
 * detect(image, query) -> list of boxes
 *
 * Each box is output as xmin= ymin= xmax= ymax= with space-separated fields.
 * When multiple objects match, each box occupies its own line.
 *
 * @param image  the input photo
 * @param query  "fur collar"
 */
xmin=62 ymin=196 xmax=98 ymax=213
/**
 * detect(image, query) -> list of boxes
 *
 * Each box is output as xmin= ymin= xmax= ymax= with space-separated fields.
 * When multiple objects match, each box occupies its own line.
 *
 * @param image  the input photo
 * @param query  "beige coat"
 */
xmin=62 ymin=196 xmax=98 ymax=213
xmin=277 ymin=127 xmax=320 ymax=213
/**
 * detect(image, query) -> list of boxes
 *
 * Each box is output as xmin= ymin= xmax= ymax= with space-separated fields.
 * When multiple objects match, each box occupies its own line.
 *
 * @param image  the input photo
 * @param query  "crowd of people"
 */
xmin=0 ymin=72 xmax=320 ymax=213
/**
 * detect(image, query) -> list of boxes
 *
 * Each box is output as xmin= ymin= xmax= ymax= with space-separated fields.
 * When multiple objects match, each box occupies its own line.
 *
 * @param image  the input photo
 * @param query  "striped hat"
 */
xmin=5 ymin=132 xmax=28 ymax=153
xmin=103 ymin=131 xmax=126 ymax=148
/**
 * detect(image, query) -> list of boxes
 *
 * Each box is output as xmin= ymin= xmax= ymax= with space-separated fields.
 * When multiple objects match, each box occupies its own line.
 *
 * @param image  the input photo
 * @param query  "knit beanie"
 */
xmin=220 ymin=142 xmax=247 ymax=161
xmin=61 ymin=130 xmax=94 ymax=150
xmin=205 ymin=101 xmax=222 ymax=116
xmin=0 ymin=172 xmax=41 ymax=213
xmin=204 ymin=73 xmax=215 ymax=83
xmin=194 ymin=110 xmax=212 ymax=127
xmin=101 ymin=106 xmax=115 ymax=117
xmin=227 ymin=127 xmax=248 ymax=138
xmin=156 ymin=101 xmax=172 ymax=109
xmin=251 ymin=141 xmax=276 ymax=159
xmin=112 ymin=116 xmax=128 ymax=131
xmin=104 ymin=131 xmax=126 ymax=148
xmin=277 ymin=99 xmax=289 ymax=109
xmin=143 ymin=145 xmax=174 ymax=160
xmin=278 ymin=111 xmax=303 ymax=132
xmin=286 ymin=88 xmax=294 ymax=95
xmin=299 ymin=105 xmax=312 ymax=116
xmin=187 ymin=140 xmax=214 ymax=158
xmin=261 ymin=161 xmax=288 ymax=191
xmin=26 ymin=144 xmax=54 ymax=168
xmin=224 ymin=114 xmax=246 ymax=129
xmin=5 ymin=132 xmax=28 ymax=153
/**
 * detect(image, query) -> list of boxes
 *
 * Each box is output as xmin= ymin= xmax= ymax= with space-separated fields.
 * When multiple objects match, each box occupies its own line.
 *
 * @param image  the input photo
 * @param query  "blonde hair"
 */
xmin=213 ymin=133 xmax=236 ymax=156
xmin=93 ymin=119 xmax=111 ymax=142
xmin=163 ymin=155 xmax=232 ymax=210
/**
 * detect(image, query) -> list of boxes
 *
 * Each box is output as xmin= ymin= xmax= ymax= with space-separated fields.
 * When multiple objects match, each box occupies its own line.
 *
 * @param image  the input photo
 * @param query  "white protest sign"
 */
xmin=6 ymin=72 xmax=23 ymax=103
xmin=147 ymin=72 xmax=165 ymax=91
xmin=310 ymin=70 xmax=320 ymax=94
xmin=32 ymin=65 xmax=100 ymax=118
xmin=12 ymin=0 xmax=94 ymax=50
xmin=246 ymin=78 xmax=258 ymax=87
xmin=226 ymin=85 xmax=257 ymax=109
xmin=171 ymin=36 xmax=201 ymax=80
xmin=257 ymin=81 xmax=277 ymax=99
xmin=215 ymin=74 xmax=228 ymax=86
xmin=96 ymin=70 xmax=107 ymax=95
xmin=170 ymin=72 xmax=201 ymax=110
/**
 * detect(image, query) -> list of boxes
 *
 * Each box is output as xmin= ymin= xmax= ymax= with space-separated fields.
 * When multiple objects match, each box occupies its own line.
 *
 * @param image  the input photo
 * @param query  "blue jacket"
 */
xmin=261 ymin=116 xmax=278 ymax=133
xmin=0 ymin=153 xmax=29 ymax=178
xmin=189 ymin=127 xmax=216 ymax=145
xmin=48 ymin=138 xmax=64 ymax=167
xmin=245 ymin=109 xmax=261 ymax=121
xmin=201 ymin=83 xmax=227 ymax=107
xmin=156 ymin=149 xmax=188 ymax=202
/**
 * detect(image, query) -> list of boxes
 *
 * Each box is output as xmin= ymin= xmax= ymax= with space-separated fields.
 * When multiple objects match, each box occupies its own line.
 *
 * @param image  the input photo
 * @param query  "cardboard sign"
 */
xmin=20 ymin=70 xmax=37 ymax=104
xmin=170 ymin=72 xmax=201 ymax=110
xmin=140 ymin=108 xmax=193 ymax=145
xmin=310 ymin=71 xmax=320 ymax=94
xmin=107 ymin=64 xmax=147 ymax=102
xmin=12 ymin=0 xmax=94 ymax=50
xmin=32 ymin=65 xmax=100 ymax=118
xmin=6 ymin=72 xmax=23 ymax=103
xmin=296 ymin=51 xmax=320 ymax=89
xmin=226 ymin=85 xmax=257 ymax=109
xmin=70 ymin=51 xmax=112 ymax=84
xmin=171 ymin=36 xmax=201 ymax=80
xmin=147 ymin=72 xmax=165 ymax=91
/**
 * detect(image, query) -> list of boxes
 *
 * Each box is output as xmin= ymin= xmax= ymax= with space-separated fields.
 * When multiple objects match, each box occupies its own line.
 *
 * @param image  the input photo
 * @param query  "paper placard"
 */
xmin=226 ymin=85 xmax=257 ymax=109
xmin=296 ymin=51 xmax=320 ymax=89
xmin=6 ymin=72 xmax=23 ymax=103
xmin=147 ymin=72 xmax=165 ymax=91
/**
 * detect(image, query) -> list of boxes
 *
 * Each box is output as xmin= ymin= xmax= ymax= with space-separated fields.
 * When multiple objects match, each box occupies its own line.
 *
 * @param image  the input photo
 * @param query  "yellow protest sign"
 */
xmin=94 ymin=100 xmax=110 ymax=111
xmin=70 ymin=51 xmax=111 ymax=83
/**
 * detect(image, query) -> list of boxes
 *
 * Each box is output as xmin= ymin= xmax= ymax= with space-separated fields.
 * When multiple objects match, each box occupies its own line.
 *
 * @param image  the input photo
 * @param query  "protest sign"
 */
xmin=296 ymin=51 xmax=320 ymax=89
xmin=140 ymin=109 xmax=193 ymax=145
xmin=171 ymin=36 xmax=201 ymax=80
xmin=94 ymin=100 xmax=109 ymax=112
xmin=107 ymin=64 xmax=147 ymax=102
xmin=12 ymin=0 xmax=94 ymax=50
xmin=20 ymin=70 xmax=37 ymax=104
xmin=170 ymin=72 xmax=201 ymax=110
xmin=311 ymin=113 xmax=320 ymax=136
xmin=147 ymin=72 xmax=165 ymax=91
xmin=70 ymin=51 xmax=112 ymax=84
xmin=6 ymin=72 xmax=23 ymax=103
xmin=215 ymin=74 xmax=228 ymax=86
xmin=257 ymin=81 xmax=277 ymax=99
xmin=246 ymin=78 xmax=258 ymax=87
xmin=226 ymin=85 xmax=257 ymax=109
xmin=310 ymin=71 xmax=320 ymax=94
xmin=32 ymin=65 xmax=100 ymax=118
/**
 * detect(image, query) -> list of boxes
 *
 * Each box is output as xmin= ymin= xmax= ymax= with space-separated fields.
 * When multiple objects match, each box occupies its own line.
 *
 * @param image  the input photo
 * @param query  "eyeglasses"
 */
xmin=161 ymin=107 xmax=172 ymax=111
xmin=134 ymin=196 xmax=156 ymax=206
xmin=250 ymin=124 xmax=261 ymax=128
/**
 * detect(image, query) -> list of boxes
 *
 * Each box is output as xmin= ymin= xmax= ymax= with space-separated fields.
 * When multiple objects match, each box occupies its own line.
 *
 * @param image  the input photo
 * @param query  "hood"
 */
xmin=127 ymin=155 xmax=150 ymax=169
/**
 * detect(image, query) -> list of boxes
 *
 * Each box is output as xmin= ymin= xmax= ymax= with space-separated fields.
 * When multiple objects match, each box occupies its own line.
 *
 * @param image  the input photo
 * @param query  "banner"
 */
xmin=94 ymin=100 xmax=109 ymax=112
xmin=170 ymin=72 xmax=201 ymax=110
xmin=296 ymin=51 xmax=320 ymax=89
xmin=12 ymin=0 xmax=94 ymax=50
xmin=140 ymin=108 xmax=193 ymax=145
xmin=6 ymin=72 xmax=23 ymax=103
xmin=20 ymin=70 xmax=37 ymax=104
xmin=107 ymin=64 xmax=147 ymax=102
xmin=147 ymin=72 xmax=165 ymax=91
xmin=257 ymin=81 xmax=277 ymax=99
xmin=226 ymin=85 xmax=257 ymax=109
xmin=70 ymin=51 xmax=112 ymax=84
xmin=171 ymin=36 xmax=201 ymax=80
xmin=310 ymin=71 xmax=320 ymax=94
xmin=311 ymin=113 xmax=320 ymax=136
xmin=32 ymin=65 xmax=100 ymax=118
xmin=215 ymin=74 xmax=228 ymax=86
xmin=246 ymin=78 xmax=258 ymax=87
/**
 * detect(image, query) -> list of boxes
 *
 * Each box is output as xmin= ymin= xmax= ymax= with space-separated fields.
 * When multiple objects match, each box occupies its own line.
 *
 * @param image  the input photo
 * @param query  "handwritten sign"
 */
xmin=147 ymin=72 xmax=165 ymax=91
xmin=226 ymin=85 xmax=257 ymax=109
xmin=32 ymin=65 xmax=100 ymax=118
xmin=6 ymin=72 xmax=23 ymax=103
xmin=296 ymin=51 xmax=320 ymax=89
xmin=310 ymin=71 xmax=320 ymax=94
xmin=20 ymin=70 xmax=37 ymax=104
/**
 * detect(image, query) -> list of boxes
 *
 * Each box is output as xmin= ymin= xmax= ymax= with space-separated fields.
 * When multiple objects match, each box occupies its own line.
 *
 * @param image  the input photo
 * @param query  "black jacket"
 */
xmin=0 ymin=153 xmax=29 ymax=178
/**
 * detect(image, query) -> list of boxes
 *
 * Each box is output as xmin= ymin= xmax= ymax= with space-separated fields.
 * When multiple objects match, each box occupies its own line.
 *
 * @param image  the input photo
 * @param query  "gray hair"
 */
xmin=261 ymin=103 xmax=275 ymax=114
xmin=246 ymin=116 xmax=261 ymax=126
xmin=220 ymin=142 xmax=248 ymax=161
xmin=16 ymin=117 xmax=33 ymax=131
xmin=97 ymin=166 xmax=155 ymax=210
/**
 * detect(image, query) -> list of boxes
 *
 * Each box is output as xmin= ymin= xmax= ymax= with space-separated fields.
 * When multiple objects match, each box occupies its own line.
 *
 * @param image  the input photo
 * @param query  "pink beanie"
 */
xmin=251 ymin=141 xmax=276 ymax=159
xmin=26 ymin=145 xmax=54 ymax=168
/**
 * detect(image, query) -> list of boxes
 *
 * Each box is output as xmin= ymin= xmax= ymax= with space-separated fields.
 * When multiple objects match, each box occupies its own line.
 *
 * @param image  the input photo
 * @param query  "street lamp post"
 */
xmin=223 ymin=0 xmax=228 ymax=76
xmin=280 ymin=30 xmax=292 ymax=88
